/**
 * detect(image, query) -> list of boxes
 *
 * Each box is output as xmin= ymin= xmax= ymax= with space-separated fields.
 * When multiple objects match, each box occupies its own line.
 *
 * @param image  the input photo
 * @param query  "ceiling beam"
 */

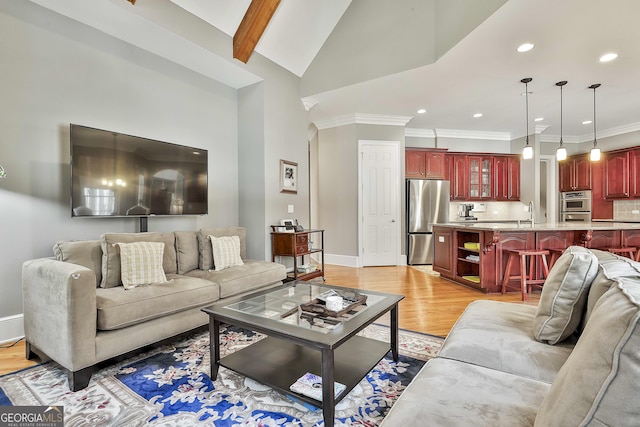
xmin=233 ymin=0 xmax=281 ymax=63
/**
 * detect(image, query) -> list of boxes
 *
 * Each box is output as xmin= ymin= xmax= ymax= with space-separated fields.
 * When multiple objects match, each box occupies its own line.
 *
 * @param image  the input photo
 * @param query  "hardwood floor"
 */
xmin=0 ymin=264 xmax=539 ymax=376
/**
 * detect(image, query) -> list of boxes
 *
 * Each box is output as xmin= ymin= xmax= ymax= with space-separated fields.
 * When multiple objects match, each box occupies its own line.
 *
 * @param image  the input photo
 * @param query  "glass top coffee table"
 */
xmin=202 ymin=281 xmax=404 ymax=427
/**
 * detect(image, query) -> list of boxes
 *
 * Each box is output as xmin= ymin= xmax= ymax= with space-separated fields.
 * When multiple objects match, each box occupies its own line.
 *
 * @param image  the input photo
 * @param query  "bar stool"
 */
xmin=607 ymin=247 xmax=637 ymax=260
xmin=502 ymin=249 xmax=550 ymax=301
xmin=548 ymin=248 xmax=565 ymax=270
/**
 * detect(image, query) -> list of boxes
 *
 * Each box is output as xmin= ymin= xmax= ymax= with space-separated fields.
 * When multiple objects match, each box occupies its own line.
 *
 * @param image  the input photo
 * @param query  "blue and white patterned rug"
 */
xmin=0 ymin=324 xmax=443 ymax=426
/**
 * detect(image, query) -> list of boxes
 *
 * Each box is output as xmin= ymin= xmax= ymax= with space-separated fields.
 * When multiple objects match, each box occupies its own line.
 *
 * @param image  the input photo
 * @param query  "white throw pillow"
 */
xmin=209 ymin=235 xmax=244 ymax=271
xmin=115 ymin=241 xmax=168 ymax=289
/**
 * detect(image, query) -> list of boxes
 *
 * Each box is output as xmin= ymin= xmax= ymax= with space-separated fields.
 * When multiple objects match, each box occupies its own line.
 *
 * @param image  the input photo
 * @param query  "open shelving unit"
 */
xmin=456 ymin=231 xmax=482 ymax=289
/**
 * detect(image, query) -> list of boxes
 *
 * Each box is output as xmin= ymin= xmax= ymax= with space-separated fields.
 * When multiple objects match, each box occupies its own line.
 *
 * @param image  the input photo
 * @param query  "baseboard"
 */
xmin=325 ymin=253 xmax=360 ymax=268
xmin=0 ymin=314 xmax=24 ymax=344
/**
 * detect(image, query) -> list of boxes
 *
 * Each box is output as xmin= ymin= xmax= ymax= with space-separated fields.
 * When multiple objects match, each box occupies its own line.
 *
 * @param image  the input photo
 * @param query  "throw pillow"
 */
xmin=209 ymin=235 xmax=244 ymax=271
xmin=115 ymin=241 xmax=168 ymax=289
xmin=532 ymin=246 xmax=598 ymax=344
xmin=100 ymin=232 xmax=176 ymax=288
xmin=53 ymin=240 xmax=103 ymax=287
xmin=197 ymin=227 xmax=247 ymax=270
xmin=534 ymin=277 xmax=640 ymax=426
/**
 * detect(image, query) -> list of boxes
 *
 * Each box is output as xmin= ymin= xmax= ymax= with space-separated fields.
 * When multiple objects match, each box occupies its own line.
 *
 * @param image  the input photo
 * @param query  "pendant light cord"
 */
xmin=525 ymin=81 xmax=529 ymax=144
xmin=521 ymin=77 xmax=532 ymax=146
xmin=560 ymin=84 xmax=564 ymax=145
xmin=592 ymin=85 xmax=598 ymax=148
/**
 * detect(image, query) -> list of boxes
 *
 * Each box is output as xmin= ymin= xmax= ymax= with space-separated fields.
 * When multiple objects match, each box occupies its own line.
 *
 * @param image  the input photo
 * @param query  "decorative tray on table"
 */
xmin=299 ymin=289 xmax=368 ymax=318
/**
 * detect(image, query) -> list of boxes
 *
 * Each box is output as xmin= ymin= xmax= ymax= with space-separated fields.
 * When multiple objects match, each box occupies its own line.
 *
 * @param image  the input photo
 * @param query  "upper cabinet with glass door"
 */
xmin=468 ymin=156 xmax=492 ymax=200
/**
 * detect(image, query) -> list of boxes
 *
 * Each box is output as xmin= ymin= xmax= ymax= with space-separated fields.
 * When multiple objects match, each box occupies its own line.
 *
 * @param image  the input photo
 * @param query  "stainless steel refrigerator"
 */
xmin=407 ymin=179 xmax=450 ymax=265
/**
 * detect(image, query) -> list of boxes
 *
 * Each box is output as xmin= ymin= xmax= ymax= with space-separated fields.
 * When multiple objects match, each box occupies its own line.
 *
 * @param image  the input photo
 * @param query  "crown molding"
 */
xmin=301 ymin=97 xmax=319 ymax=111
xmin=314 ymin=114 xmax=413 ymax=130
xmin=405 ymin=128 xmax=510 ymax=140
xmin=433 ymin=128 xmax=511 ymax=141
xmin=539 ymin=133 xmax=580 ymax=144
xmin=593 ymin=120 xmax=640 ymax=141
xmin=405 ymin=128 xmax=435 ymax=138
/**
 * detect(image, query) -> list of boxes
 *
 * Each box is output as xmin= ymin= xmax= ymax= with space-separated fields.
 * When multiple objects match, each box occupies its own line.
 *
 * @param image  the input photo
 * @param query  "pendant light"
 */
xmin=521 ymin=78 xmax=533 ymax=159
xmin=556 ymin=81 xmax=568 ymax=161
xmin=589 ymin=83 xmax=601 ymax=161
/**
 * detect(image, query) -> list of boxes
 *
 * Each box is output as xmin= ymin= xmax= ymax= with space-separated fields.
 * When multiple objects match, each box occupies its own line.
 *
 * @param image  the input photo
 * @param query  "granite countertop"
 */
xmin=436 ymin=221 xmax=640 ymax=231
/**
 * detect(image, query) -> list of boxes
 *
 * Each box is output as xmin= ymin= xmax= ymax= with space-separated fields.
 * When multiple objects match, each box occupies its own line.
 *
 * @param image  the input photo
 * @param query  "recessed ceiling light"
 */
xmin=534 ymin=117 xmax=544 ymax=122
xmin=417 ymin=109 xmax=426 ymax=114
xmin=473 ymin=113 xmax=483 ymax=118
xmin=517 ymin=43 xmax=534 ymax=53
xmin=582 ymin=120 xmax=593 ymax=125
xmin=599 ymin=52 xmax=618 ymax=62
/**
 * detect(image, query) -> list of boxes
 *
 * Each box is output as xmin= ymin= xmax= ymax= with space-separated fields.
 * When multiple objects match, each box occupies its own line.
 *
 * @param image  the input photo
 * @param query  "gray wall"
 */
xmin=302 ymin=0 xmax=436 ymax=96
xmin=406 ymin=135 xmax=512 ymax=153
xmin=0 ymin=1 xmax=309 ymax=326
xmin=317 ymin=124 xmax=404 ymax=259
xmin=0 ymin=1 xmax=238 ymax=318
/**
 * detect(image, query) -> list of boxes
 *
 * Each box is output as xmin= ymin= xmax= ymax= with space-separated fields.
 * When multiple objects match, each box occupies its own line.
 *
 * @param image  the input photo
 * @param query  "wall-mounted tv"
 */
xmin=70 ymin=124 xmax=208 ymax=217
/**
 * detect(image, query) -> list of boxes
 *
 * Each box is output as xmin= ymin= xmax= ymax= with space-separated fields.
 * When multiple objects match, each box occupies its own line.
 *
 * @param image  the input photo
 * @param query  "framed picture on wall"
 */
xmin=280 ymin=159 xmax=298 ymax=193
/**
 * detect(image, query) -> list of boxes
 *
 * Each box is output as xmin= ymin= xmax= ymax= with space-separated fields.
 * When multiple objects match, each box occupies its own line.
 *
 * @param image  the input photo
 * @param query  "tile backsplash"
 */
xmin=449 ymin=201 xmax=531 ymax=222
xmin=614 ymin=200 xmax=640 ymax=220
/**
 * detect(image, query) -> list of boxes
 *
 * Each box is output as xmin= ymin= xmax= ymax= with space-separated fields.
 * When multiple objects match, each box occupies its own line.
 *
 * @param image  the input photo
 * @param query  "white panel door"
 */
xmin=360 ymin=141 xmax=399 ymax=266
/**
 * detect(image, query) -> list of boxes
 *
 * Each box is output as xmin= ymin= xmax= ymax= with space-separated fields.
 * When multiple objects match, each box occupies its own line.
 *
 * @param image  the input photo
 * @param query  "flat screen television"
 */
xmin=70 ymin=124 xmax=208 ymax=217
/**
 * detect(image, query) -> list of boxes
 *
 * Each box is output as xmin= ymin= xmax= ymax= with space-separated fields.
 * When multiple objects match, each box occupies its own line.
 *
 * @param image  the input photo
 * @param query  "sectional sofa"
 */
xmin=382 ymin=246 xmax=640 ymax=426
xmin=22 ymin=227 xmax=286 ymax=391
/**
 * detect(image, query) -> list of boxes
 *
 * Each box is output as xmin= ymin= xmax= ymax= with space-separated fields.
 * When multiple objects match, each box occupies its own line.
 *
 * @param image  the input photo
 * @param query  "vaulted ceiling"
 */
xmin=27 ymin=0 xmax=640 ymax=145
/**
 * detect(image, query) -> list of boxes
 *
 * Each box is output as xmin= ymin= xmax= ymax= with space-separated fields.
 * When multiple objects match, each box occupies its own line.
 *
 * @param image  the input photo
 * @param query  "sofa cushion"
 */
xmin=532 ymin=246 xmax=598 ymax=344
xmin=380 ymin=358 xmax=550 ymax=427
xmin=210 ymin=235 xmax=244 ymax=271
xmin=197 ymin=227 xmax=246 ymax=271
xmin=438 ymin=300 xmax=575 ymax=383
xmin=100 ymin=232 xmax=176 ymax=288
xmin=115 ymin=242 xmax=168 ymax=289
xmin=53 ymin=240 xmax=102 ymax=287
xmin=185 ymin=260 xmax=286 ymax=298
xmin=175 ymin=231 xmax=199 ymax=274
xmin=534 ymin=277 xmax=640 ymax=427
xmin=583 ymin=255 xmax=640 ymax=328
xmin=95 ymin=274 xmax=219 ymax=330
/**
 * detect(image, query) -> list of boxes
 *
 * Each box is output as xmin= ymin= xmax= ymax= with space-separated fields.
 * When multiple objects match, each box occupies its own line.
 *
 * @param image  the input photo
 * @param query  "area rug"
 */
xmin=0 ymin=324 xmax=443 ymax=426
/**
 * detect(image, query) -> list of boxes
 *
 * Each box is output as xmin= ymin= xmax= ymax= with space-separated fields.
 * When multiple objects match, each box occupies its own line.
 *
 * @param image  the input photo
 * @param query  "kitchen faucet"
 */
xmin=529 ymin=201 xmax=535 ymax=223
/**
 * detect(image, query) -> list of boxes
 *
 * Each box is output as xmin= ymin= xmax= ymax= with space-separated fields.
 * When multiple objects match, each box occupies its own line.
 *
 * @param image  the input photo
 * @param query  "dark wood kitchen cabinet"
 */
xmin=468 ymin=155 xmax=493 ymax=200
xmin=405 ymin=148 xmax=447 ymax=179
xmin=628 ymin=149 xmax=640 ymax=198
xmin=559 ymin=154 xmax=591 ymax=192
xmin=493 ymin=155 xmax=520 ymax=201
xmin=432 ymin=228 xmax=454 ymax=278
xmin=604 ymin=150 xmax=630 ymax=198
xmin=448 ymin=154 xmax=469 ymax=200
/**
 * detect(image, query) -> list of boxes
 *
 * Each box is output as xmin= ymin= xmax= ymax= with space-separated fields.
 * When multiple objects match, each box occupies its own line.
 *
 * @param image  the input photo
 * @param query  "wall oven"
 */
xmin=560 ymin=191 xmax=591 ymax=222
xmin=561 ymin=212 xmax=591 ymax=222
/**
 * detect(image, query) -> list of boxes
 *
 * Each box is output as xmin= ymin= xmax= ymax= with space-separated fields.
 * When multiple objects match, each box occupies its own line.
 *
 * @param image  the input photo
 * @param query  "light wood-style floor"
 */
xmin=0 ymin=264 xmax=539 ymax=376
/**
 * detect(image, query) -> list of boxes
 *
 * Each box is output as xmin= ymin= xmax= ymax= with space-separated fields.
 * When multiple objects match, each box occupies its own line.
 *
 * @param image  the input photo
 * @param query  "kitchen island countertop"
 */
xmin=437 ymin=221 xmax=640 ymax=231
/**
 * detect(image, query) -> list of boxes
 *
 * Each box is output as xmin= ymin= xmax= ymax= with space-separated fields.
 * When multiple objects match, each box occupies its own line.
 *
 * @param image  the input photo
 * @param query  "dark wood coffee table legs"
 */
xmin=210 ymin=317 xmax=221 ymax=379
xmin=321 ymin=348 xmax=336 ymax=427
xmin=391 ymin=304 xmax=399 ymax=361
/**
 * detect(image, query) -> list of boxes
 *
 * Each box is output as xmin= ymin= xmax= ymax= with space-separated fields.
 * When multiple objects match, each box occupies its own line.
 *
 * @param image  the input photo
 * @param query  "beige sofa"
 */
xmin=382 ymin=246 xmax=640 ymax=426
xmin=22 ymin=227 xmax=286 ymax=391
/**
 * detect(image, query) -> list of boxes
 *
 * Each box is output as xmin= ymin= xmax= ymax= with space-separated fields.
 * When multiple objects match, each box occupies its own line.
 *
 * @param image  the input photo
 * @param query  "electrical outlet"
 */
xmin=288 ymin=205 xmax=294 ymax=213
xmin=633 ymin=210 xmax=640 ymax=215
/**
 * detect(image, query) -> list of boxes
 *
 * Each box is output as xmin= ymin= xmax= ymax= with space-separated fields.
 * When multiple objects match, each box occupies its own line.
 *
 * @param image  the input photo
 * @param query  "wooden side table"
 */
xmin=270 ymin=227 xmax=324 ymax=281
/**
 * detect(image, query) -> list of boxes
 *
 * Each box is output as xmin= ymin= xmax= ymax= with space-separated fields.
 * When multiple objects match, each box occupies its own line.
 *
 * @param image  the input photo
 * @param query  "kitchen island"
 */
xmin=432 ymin=222 xmax=640 ymax=293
